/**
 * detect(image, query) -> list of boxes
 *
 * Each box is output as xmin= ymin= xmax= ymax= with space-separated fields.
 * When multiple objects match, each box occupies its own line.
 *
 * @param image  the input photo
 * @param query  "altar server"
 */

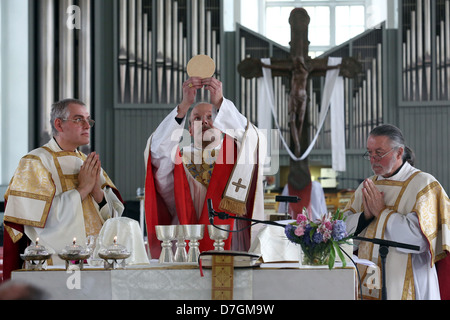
xmin=344 ymin=124 xmax=450 ymax=300
xmin=3 ymin=99 xmax=124 ymax=279
xmin=144 ymin=77 xmax=266 ymax=258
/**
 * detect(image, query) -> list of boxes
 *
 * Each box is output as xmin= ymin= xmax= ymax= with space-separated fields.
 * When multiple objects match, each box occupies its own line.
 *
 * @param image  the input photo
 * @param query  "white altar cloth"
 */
xmin=11 ymin=261 xmax=357 ymax=300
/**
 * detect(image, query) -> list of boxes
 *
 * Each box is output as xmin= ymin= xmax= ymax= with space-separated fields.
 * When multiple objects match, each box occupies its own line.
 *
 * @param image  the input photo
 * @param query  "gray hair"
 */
xmin=369 ymin=124 xmax=415 ymax=166
xmin=50 ymin=99 xmax=86 ymax=136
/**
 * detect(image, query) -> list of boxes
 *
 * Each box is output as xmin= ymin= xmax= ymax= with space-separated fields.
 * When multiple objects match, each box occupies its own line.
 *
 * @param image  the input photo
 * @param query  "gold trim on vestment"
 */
xmin=4 ymin=224 xmax=24 ymax=243
xmin=3 ymin=154 xmax=56 ymax=232
xmin=43 ymin=146 xmax=105 ymax=236
xmin=412 ymin=180 xmax=450 ymax=265
xmin=211 ymin=255 xmax=234 ymax=300
xmin=402 ymin=254 xmax=415 ymax=300
xmin=360 ymin=172 xmax=421 ymax=300
xmin=4 ymin=144 xmax=113 ymax=242
xmin=183 ymin=153 xmax=215 ymax=188
xmin=375 ymin=171 xmax=420 ymax=210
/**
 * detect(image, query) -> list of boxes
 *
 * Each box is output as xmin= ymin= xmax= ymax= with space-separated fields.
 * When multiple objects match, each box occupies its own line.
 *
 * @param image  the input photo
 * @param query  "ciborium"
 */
xmin=174 ymin=225 xmax=187 ymax=262
xmin=183 ymin=224 xmax=204 ymax=263
xmin=208 ymin=224 xmax=230 ymax=251
xmin=20 ymin=238 xmax=52 ymax=270
xmin=155 ymin=225 xmax=177 ymax=263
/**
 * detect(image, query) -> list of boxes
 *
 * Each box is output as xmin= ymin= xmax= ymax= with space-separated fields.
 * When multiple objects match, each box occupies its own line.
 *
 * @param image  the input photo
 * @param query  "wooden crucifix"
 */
xmin=238 ymin=8 xmax=361 ymax=199
xmin=239 ymin=8 xmax=360 ymax=158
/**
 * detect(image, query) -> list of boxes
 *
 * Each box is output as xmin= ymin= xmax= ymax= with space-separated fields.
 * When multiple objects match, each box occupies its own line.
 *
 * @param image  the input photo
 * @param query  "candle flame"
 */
xmin=36 ymin=238 xmax=39 ymax=245
xmin=113 ymin=236 xmax=117 ymax=244
xmin=73 ymin=237 xmax=76 ymax=245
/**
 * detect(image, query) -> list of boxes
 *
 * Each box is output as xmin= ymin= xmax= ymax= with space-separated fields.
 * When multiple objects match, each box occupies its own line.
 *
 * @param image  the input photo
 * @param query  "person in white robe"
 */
xmin=278 ymin=181 xmax=328 ymax=221
xmin=144 ymin=77 xmax=266 ymax=253
xmin=3 ymin=99 xmax=124 ymax=279
xmin=344 ymin=124 xmax=450 ymax=300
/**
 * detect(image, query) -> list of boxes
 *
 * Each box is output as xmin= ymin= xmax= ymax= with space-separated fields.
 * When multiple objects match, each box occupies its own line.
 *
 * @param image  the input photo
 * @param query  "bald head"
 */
xmin=189 ymin=103 xmax=213 ymax=129
xmin=188 ymin=102 xmax=221 ymax=149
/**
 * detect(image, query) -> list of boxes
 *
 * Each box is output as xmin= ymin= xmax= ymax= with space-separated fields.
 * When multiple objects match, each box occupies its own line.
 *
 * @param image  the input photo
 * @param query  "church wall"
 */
xmin=398 ymin=105 xmax=450 ymax=192
xmin=113 ymin=107 xmax=174 ymax=200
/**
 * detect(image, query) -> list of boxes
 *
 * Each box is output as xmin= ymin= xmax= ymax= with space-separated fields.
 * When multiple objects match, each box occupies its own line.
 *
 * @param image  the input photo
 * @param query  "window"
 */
xmin=264 ymin=0 xmax=366 ymax=56
xmin=303 ymin=6 xmax=330 ymax=46
xmin=335 ymin=5 xmax=365 ymax=45
xmin=266 ymin=6 xmax=295 ymax=47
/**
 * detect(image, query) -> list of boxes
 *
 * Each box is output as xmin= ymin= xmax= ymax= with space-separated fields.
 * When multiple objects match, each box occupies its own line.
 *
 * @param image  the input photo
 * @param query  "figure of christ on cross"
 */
xmin=238 ymin=7 xmax=360 ymax=158
xmin=237 ymin=7 xmax=361 ymax=215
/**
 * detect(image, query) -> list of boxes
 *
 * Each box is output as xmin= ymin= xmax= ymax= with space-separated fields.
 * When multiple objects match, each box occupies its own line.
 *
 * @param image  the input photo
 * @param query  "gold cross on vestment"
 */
xmin=232 ymin=179 xmax=247 ymax=192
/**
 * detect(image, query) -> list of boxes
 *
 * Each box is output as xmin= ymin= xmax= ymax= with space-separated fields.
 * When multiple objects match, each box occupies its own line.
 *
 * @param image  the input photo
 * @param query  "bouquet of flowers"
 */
xmin=285 ymin=208 xmax=352 ymax=269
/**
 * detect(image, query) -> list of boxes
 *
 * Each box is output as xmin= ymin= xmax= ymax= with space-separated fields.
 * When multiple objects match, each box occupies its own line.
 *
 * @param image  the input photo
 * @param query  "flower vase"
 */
xmin=299 ymin=245 xmax=330 ymax=267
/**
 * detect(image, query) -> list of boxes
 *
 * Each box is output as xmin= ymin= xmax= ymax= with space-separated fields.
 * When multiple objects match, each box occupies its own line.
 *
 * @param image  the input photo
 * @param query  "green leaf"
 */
xmin=334 ymin=242 xmax=347 ymax=268
xmin=333 ymin=208 xmax=343 ymax=220
xmin=328 ymin=245 xmax=336 ymax=269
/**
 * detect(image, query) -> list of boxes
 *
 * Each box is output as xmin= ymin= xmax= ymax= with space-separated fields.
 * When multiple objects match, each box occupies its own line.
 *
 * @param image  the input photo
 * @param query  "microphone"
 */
xmin=275 ymin=195 xmax=300 ymax=203
xmin=207 ymin=198 xmax=214 ymax=225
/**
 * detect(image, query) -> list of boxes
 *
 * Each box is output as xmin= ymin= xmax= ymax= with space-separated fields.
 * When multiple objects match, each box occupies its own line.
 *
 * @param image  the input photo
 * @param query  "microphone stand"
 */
xmin=353 ymin=236 xmax=420 ymax=300
xmin=207 ymin=199 xmax=285 ymax=233
xmin=275 ymin=195 xmax=300 ymax=220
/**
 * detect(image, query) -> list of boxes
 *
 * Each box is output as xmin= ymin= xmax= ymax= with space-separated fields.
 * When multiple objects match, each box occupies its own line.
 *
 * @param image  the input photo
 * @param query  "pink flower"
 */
xmin=317 ymin=215 xmax=333 ymax=242
xmin=296 ymin=213 xmax=308 ymax=225
xmin=294 ymin=225 xmax=305 ymax=236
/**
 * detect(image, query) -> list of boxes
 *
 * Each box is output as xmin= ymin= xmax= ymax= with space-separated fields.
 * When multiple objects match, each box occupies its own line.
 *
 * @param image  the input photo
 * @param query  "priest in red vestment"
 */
xmin=144 ymin=77 xmax=266 ymax=259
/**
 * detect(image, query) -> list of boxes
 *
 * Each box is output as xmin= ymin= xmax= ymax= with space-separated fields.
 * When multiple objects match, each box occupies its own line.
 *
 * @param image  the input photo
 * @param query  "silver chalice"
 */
xmin=174 ymin=225 xmax=188 ymax=262
xmin=183 ymin=224 xmax=204 ymax=263
xmin=155 ymin=225 xmax=177 ymax=263
xmin=207 ymin=224 xmax=230 ymax=251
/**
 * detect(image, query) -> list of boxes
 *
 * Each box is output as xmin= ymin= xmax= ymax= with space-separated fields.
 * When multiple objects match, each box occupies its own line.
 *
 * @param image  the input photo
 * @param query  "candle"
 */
xmin=113 ymin=236 xmax=117 ymax=244
xmin=36 ymin=238 xmax=39 ymax=245
xmin=73 ymin=237 xmax=76 ymax=245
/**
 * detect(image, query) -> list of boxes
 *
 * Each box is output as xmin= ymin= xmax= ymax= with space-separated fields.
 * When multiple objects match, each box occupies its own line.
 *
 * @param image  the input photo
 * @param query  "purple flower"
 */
xmin=312 ymin=231 xmax=323 ymax=244
xmin=332 ymin=220 xmax=347 ymax=241
xmin=297 ymin=225 xmax=310 ymax=246
xmin=285 ymin=224 xmax=301 ymax=244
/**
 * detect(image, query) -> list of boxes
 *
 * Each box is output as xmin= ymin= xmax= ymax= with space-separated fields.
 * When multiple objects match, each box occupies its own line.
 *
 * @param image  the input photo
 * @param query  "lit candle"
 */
xmin=73 ymin=237 xmax=76 ymax=245
xmin=36 ymin=238 xmax=39 ymax=245
xmin=113 ymin=236 xmax=117 ymax=244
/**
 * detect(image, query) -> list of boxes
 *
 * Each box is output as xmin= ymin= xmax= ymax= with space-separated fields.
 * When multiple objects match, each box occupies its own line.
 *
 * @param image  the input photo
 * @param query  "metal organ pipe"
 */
xmin=38 ymin=0 xmax=55 ymax=145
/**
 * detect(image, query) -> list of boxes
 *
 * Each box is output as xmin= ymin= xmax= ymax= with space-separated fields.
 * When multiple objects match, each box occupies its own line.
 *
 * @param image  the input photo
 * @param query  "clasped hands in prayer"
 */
xmin=77 ymin=152 xmax=104 ymax=202
xmin=362 ymin=178 xmax=386 ymax=221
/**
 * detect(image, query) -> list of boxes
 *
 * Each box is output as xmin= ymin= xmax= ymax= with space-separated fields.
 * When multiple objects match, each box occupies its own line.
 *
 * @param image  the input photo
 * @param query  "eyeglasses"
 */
xmin=363 ymin=148 xmax=395 ymax=161
xmin=62 ymin=118 xmax=95 ymax=128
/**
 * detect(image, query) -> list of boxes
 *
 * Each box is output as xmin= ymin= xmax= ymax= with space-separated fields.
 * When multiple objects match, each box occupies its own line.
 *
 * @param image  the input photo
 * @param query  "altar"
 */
xmin=11 ymin=261 xmax=357 ymax=300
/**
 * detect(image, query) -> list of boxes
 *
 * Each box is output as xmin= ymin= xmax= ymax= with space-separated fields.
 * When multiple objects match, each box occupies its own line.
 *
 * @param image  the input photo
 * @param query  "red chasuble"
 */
xmin=145 ymin=135 xmax=257 ymax=259
xmin=286 ymin=182 xmax=312 ymax=220
xmin=436 ymin=253 xmax=450 ymax=300
xmin=2 ymin=219 xmax=28 ymax=281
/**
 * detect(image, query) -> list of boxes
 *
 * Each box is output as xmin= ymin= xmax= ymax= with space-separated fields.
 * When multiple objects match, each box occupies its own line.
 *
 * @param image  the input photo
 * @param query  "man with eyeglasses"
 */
xmin=3 ymin=99 xmax=124 ymax=280
xmin=343 ymin=124 xmax=450 ymax=300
